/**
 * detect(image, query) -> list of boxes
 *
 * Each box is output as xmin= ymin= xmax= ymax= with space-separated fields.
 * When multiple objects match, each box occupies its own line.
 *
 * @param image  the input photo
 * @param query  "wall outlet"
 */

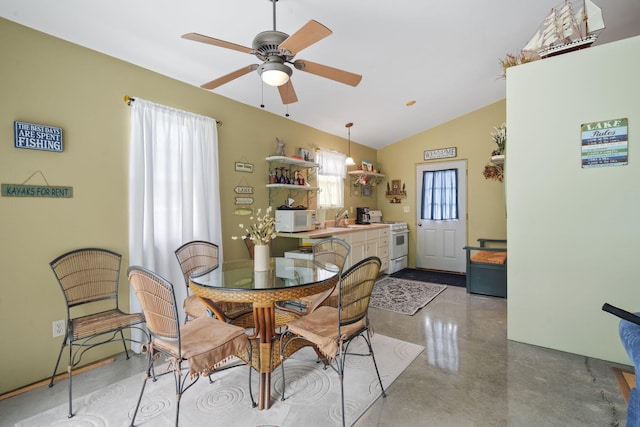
xmin=403 ymin=206 xmax=410 ymax=213
xmin=52 ymin=320 xmax=65 ymax=337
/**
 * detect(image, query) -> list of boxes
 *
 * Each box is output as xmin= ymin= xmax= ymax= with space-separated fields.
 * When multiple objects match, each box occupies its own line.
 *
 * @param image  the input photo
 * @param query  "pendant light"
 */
xmin=345 ymin=122 xmax=356 ymax=166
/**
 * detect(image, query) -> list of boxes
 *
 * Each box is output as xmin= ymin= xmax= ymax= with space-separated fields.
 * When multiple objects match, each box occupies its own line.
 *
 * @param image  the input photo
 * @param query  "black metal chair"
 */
xmin=48 ymin=248 xmax=146 ymax=418
xmin=279 ymin=256 xmax=385 ymax=427
xmin=175 ymin=240 xmax=253 ymax=326
xmin=127 ymin=266 xmax=251 ymax=427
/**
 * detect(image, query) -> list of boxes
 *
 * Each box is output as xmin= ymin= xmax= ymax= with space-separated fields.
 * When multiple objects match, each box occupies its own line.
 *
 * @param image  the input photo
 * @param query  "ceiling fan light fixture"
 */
xmin=258 ymin=60 xmax=292 ymax=87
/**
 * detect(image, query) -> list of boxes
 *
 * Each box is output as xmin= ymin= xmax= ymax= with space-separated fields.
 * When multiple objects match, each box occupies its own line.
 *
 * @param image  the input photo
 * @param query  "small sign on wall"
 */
xmin=14 ymin=121 xmax=63 ymax=152
xmin=424 ymin=147 xmax=456 ymax=160
xmin=581 ymin=118 xmax=628 ymax=168
xmin=2 ymin=184 xmax=73 ymax=198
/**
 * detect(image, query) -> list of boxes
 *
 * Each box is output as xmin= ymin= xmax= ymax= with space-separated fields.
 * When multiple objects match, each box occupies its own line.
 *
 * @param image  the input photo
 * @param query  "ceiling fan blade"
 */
xmin=277 ymin=80 xmax=298 ymax=104
xmin=293 ymin=60 xmax=362 ymax=87
xmin=278 ymin=20 xmax=332 ymax=56
xmin=201 ymin=65 xmax=258 ymax=90
xmin=182 ymin=32 xmax=255 ymax=54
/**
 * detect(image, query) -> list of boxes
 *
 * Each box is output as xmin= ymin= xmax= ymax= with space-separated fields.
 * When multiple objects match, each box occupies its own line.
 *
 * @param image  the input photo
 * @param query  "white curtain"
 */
xmin=316 ymin=149 xmax=346 ymax=209
xmin=128 ymin=98 xmax=222 ymax=348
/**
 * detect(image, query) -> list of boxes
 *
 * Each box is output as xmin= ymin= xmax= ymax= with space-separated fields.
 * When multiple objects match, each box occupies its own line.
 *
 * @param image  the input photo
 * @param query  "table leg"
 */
xmin=253 ymin=304 xmax=276 ymax=410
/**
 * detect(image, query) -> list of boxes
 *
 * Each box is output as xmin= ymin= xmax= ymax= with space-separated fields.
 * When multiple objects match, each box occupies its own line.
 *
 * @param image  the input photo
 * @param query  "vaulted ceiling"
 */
xmin=2 ymin=0 xmax=639 ymax=148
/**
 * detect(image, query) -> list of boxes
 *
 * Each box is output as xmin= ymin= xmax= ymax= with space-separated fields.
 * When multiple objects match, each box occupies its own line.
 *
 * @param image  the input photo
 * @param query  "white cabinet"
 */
xmin=338 ymin=228 xmax=389 ymax=271
xmin=345 ymin=230 xmax=366 ymax=269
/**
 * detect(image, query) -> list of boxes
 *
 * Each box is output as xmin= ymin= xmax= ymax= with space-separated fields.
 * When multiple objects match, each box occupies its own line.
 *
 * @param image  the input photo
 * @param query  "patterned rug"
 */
xmin=16 ymin=334 xmax=423 ymax=427
xmin=370 ymin=277 xmax=447 ymax=315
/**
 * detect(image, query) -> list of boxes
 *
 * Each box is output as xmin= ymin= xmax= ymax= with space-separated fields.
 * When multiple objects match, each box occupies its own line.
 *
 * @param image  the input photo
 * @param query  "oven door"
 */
xmin=390 ymin=230 xmax=408 ymax=259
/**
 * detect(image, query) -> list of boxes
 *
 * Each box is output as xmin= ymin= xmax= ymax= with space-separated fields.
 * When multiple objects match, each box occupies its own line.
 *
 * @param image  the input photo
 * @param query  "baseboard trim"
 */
xmin=0 ymin=355 xmax=116 ymax=401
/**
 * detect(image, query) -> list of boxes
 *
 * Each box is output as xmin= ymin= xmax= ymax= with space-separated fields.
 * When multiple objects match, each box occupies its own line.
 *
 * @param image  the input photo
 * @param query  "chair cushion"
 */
xmin=470 ymin=250 xmax=507 ymax=265
xmin=153 ymin=316 xmax=248 ymax=377
xmin=286 ymin=306 xmax=366 ymax=359
xmin=71 ymin=309 xmax=145 ymax=340
xmin=183 ymin=294 xmax=210 ymax=319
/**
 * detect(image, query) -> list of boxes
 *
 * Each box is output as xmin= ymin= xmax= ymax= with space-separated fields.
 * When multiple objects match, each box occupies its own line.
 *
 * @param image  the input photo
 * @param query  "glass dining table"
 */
xmin=188 ymin=257 xmax=339 ymax=410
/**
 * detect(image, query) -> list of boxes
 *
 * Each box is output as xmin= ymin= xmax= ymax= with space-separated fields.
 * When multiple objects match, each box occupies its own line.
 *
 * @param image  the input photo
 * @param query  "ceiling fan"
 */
xmin=181 ymin=0 xmax=362 ymax=105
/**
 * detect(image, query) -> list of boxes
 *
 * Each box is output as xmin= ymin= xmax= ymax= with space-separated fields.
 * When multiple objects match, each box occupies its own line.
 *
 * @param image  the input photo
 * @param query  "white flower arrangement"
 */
xmin=490 ymin=123 xmax=506 ymax=156
xmin=232 ymin=206 xmax=277 ymax=246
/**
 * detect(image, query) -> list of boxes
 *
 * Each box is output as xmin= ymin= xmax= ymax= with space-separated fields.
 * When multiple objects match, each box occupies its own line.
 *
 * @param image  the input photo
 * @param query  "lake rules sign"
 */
xmin=581 ymin=118 xmax=628 ymax=168
xmin=14 ymin=121 xmax=63 ymax=152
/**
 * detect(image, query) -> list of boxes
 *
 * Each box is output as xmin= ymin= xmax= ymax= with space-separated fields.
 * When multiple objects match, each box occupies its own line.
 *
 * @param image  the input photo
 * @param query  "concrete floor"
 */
xmin=0 ymin=285 xmax=630 ymax=426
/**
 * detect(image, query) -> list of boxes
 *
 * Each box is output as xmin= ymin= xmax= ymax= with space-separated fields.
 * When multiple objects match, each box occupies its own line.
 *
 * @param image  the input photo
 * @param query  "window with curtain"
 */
xmin=421 ymin=169 xmax=458 ymax=220
xmin=128 ymin=98 xmax=222 ymax=342
xmin=316 ymin=149 xmax=346 ymax=209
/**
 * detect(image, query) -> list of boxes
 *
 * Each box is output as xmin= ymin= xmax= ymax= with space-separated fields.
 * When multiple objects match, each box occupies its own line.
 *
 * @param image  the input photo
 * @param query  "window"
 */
xmin=421 ymin=169 xmax=458 ymax=220
xmin=316 ymin=149 xmax=346 ymax=209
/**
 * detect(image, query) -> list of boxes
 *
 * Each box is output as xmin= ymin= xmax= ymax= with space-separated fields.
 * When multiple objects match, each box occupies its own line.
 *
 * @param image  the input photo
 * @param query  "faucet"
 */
xmin=335 ymin=208 xmax=349 ymax=227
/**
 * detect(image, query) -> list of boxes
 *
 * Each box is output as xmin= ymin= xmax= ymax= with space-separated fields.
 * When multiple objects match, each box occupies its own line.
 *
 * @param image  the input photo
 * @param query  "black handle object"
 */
xmin=602 ymin=303 xmax=640 ymax=326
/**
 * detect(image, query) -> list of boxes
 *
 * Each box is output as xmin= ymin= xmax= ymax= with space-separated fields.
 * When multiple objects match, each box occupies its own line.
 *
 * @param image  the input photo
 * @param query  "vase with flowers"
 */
xmin=232 ymin=206 xmax=277 ymax=271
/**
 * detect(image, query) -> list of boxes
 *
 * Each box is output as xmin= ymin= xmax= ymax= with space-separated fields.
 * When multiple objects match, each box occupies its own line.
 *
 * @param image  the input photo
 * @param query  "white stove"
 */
xmin=369 ymin=212 xmax=408 ymax=274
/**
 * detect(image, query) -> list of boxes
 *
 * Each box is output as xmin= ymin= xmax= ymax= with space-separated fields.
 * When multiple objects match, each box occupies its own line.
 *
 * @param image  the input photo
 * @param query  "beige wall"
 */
xmin=0 ymin=18 xmax=506 ymax=394
xmin=507 ymin=36 xmax=640 ymax=364
xmin=377 ymin=100 xmax=507 ymax=267
xmin=0 ymin=18 xmax=379 ymax=394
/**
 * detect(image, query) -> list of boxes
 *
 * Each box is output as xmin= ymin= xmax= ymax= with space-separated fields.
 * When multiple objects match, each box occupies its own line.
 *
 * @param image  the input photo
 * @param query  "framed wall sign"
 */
xmin=235 ymin=197 xmax=254 ymax=205
xmin=581 ymin=118 xmax=628 ymax=168
xmin=235 ymin=162 xmax=253 ymax=173
xmin=424 ymin=147 xmax=457 ymax=160
xmin=14 ymin=121 xmax=63 ymax=152
xmin=234 ymin=186 xmax=253 ymax=194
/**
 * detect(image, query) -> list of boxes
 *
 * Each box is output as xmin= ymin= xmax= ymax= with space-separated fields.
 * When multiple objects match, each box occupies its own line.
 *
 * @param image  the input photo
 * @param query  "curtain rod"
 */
xmin=123 ymin=95 xmax=222 ymax=127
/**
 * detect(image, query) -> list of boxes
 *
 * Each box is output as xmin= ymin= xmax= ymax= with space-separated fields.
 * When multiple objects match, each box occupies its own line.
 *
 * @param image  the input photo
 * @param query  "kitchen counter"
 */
xmin=276 ymin=222 xmax=388 ymax=239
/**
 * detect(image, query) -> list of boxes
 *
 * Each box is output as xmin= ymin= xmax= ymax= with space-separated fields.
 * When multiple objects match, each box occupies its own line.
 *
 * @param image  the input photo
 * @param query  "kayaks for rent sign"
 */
xmin=14 ymin=121 xmax=63 ymax=152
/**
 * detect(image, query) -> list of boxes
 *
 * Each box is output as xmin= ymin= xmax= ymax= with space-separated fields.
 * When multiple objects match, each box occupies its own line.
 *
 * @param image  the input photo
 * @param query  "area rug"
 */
xmin=391 ymin=268 xmax=466 ymax=288
xmin=370 ymin=277 xmax=447 ymax=315
xmin=16 ymin=334 xmax=423 ymax=427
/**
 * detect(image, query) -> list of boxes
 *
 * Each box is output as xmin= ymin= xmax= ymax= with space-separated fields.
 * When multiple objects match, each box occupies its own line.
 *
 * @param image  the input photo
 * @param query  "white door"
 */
xmin=415 ymin=161 xmax=467 ymax=273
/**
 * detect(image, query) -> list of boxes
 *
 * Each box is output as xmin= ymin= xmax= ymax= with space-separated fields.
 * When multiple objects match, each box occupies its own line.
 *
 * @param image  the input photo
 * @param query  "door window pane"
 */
xmin=421 ymin=169 xmax=458 ymax=220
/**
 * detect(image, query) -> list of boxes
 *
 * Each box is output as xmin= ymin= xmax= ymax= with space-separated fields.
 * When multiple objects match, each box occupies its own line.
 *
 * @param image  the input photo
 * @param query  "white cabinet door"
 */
xmin=378 ymin=228 xmax=389 ymax=271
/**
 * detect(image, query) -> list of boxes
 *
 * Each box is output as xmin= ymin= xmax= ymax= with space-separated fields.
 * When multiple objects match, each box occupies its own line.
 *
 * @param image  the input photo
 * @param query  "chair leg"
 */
xmin=364 ymin=331 xmax=386 ymax=398
xmin=48 ymin=334 xmax=67 ymax=387
xmin=130 ymin=352 xmax=153 ymax=427
xmin=67 ymin=342 xmax=73 ymax=418
xmin=119 ymin=329 xmax=130 ymax=360
xmin=280 ymin=358 xmax=286 ymax=401
xmin=339 ymin=372 xmax=346 ymax=427
xmin=248 ymin=366 xmax=257 ymax=407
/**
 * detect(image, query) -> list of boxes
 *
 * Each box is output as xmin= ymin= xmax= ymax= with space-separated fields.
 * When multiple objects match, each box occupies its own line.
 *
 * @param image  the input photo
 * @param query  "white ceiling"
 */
xmin=2 ymin=0 xmax=639 ymax=149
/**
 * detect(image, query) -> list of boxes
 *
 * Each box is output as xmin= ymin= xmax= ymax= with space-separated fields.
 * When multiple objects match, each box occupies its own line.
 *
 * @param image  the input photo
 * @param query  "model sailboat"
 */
xmin=523 ymin=0 xmax=605 ymax=59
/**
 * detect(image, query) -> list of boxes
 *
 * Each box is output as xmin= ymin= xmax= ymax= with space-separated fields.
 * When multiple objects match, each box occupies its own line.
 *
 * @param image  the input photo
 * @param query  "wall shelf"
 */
xmin=348 ymin=170 xmax=385 ymax=187
xmin=265 ymin=156 xmax=319 ymax=169
xmin=266 ymin=183 xmax=319 ymax=191
xmin=267 ymin=156 xmax=319 ymax=207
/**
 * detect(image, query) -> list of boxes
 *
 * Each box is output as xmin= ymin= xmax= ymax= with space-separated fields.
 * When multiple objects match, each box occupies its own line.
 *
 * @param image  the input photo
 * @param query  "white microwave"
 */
xmin=275 ymin=210 xmax=316 ymax=232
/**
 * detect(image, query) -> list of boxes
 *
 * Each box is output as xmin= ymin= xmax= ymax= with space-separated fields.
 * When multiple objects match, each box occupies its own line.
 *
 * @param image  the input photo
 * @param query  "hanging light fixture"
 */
xmin=345 ymin=122 xmax=356 ymax=166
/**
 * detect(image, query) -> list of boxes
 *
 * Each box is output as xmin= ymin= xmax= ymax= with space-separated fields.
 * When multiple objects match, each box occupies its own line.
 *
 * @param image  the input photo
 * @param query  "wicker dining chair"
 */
xmin=277 ymin=237 xmax=351 ymax=319
xmin=47 ymin=248 xmax=146 ymax=418
xmin=279 ymin=256 xmax=385 ymax=427
xmin=127 ymin=266 xmax=251 ymax=427
xmin=175 ymin=240 xmax=253 ymax=327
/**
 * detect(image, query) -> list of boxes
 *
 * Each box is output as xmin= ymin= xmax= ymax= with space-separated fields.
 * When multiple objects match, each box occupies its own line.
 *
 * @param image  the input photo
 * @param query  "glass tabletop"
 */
xmin=189 ymin=257 xmax=338 ymax=290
